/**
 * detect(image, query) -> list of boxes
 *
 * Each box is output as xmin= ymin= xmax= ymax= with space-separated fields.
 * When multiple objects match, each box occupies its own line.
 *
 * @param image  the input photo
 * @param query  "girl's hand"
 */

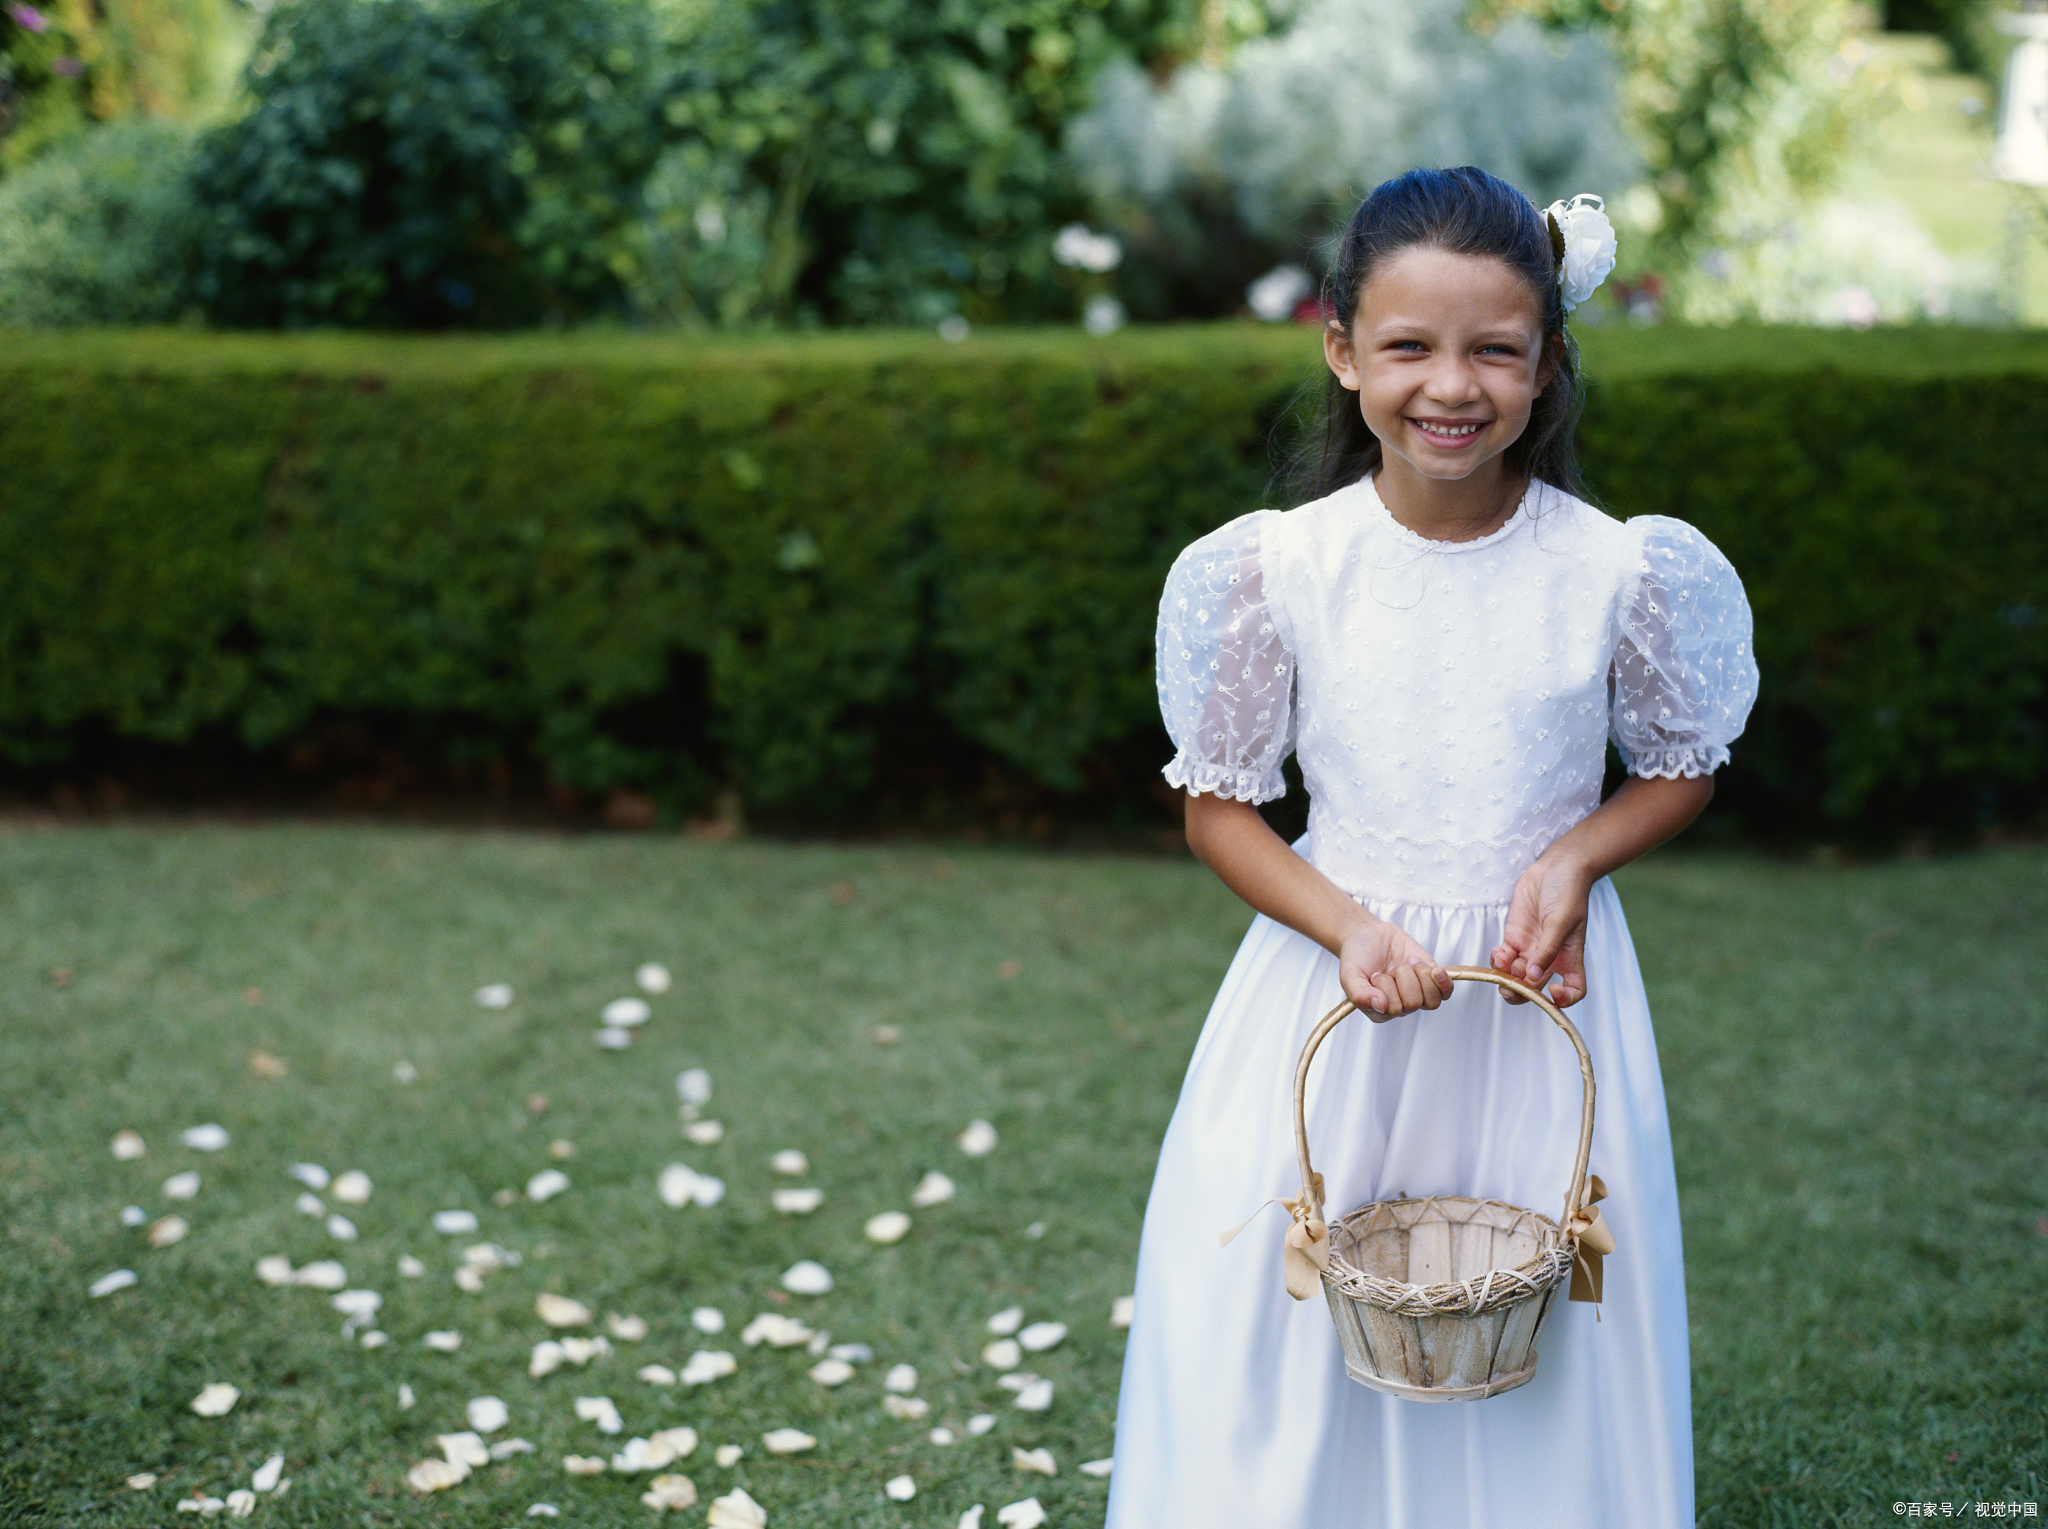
xmin=1338 ymin=917 xmax=1452 ymax=1021
xmin=1492 ymin=855 xmax=1594 ymax=1007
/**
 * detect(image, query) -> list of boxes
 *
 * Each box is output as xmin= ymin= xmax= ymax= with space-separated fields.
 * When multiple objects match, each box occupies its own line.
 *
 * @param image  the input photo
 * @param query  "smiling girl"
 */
xmin=1104 ymin=167 xmax=1758 ymax=1526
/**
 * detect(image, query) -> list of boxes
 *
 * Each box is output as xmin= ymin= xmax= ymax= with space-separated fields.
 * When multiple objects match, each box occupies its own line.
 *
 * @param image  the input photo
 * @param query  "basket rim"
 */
xmin=1322 ymin=1194 xmax=1571 ymax=1316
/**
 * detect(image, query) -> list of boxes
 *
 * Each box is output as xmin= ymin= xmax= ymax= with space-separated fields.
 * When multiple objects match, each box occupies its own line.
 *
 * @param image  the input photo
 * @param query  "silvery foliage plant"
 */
xmin=1064 ymin=0 xmax=1640 ymax=316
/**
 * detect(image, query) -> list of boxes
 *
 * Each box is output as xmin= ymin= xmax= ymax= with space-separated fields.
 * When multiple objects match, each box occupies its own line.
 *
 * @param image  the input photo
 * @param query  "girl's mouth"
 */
xmin=1409 ymin=418 xmax=1488 ymax=446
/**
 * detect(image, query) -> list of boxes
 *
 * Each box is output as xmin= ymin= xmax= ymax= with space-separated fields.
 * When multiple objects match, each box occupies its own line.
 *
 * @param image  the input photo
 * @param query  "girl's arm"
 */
xmin=1184 ymin=793 xmax=1453 ymax=1018
xmin=1492 ymin=773 xmax=1715 ymax=1006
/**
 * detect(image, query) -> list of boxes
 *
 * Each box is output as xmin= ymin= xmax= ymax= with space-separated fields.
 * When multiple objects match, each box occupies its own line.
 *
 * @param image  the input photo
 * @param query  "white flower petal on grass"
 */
xmin=675 ymin=1068 xmax=712 ymax=1107
xmin=603 ymin=997 xmax=652 ymax=1027
xmin=462 ymin=1243 xmax=508 ymax=1270
xmin=1017 ymin=1322 xmax=1066 ymax=1353
xmin=325 ymin=1214 xmax=358 ymax=1242
xmin=880 ymin=1395 xmax=929 ymax=1421
xmin=909 ymin=1171 xmax=955 ymax=1208
xmin=982 ymin=1339 xmax=1021 ymax=1372
xmin=466 ymin=1396 xmax=510 ymax=1433
xmin=526 ymin=1505 xmax=560 ymax=1518
xmin=424 ymin=1331 xmax=461 ymax=1352
xmin=1110 ymin=1294 xmax=1134 ymax=1329
xmin=163 ymin=1171 xmax=201 ymax=1200
xmin=1013 ymin=1378 xmax=1054 ymax=1412
xmin=965 ymin=1413 xmax=997 ymax=1436
xmin=526 ymin=1169 xmax=570 ymax=1203
xmin=295 ymin=1192 xmax=324 ymax=1218
xmin=683 ymin=1120 xmax=724 ymax=1145
xmin=226 ymin=1490 xmax=258 ymax=1520
xmin=883 ymin=1363 xmax=917 ymax=1393
xmin=607 ymin=1312 xmax=648 ymax=1341
xmin=1078 ymin=1457 xmax=1113 ymax=1477
xmin=761 ymin=1428 xmax=815 ymax=1455
xmin=181 ymin=1124 xmax=230 ymax=1152
xmin=996 ymin=1372 xmax=1036 ymax=1393
xmin=431 ymin=1209 xmax=479 ymax=1236
xmin=548 ymin=1138 xmax=575 ymax=1160
xmin=739 ymin=1311 xmax=813 ymax=1347
xmin=714 ymin=1444 xmax=743 ymax=1468
xmin=884 ymin=1474 xmax=916 ymax=1501
xmin=769 ymin=1149 xmax=808 ymax=1176
xmin=190 ymin=1383 xmax=240 ymax=1417
xmin=359 ymin=1330 xmax=388 ymax=1348
xmin=255 ymin=1255 xmax=296 ymax=1287
xmin=560 ymin=1336 xmax=610 ymax=1365
xmin=986 ymin=1306 xmax=1023 ymax=1335
xmin=331 ymin=1289 xmax=381 ymax=1320
xmin=706 ymin=1487 xmax=768 ymax=1529
xmin=120 ymin=1205 xmax=147 ymax=1227
xmin=771 ymin=1187 xmax=824 ymax=1215
xmin=393 ymin=1060 xmax=418 ymax=1084
xmin=657 ymin=1164 xmax=699 ymax=1208
xmin=112 ymin=1129 xmax=147 ymax=1160
xmin=89 ymin=1269 xmax=138 ymax=1297
xmin=491 ymin=1438 xmax=537 ymax=1460
xmin=529 ymin=1341 xmax=566 ymax=1378
xmin=396 ymin=1253 xmax=425 ymax=1278
xmin=148 ymin=1216 xmax=189 ymax=1248
xmin=295 ymin=1260 xmax=347 ymax=1290
xmin=691 ymin=1175 xmax=725 ymax=1207
xmin=574 ymin=1396 xmax=623 ymax=1434
xmin=475 ymin=982 xmax=515 ymax=1009
xmin=289 ymin=1163 xmax=329 ymax=1190
xmin=438 ymin=1432 xmax=491 ymax=1468
xmin=780 ymin=1261 xmax=832 ymax=1296
xmin=958 ymin=1508 xmax=985 ymax=1529
xmin=957 ymin=1120 xmax=997 ymax=1157
xmin=331 ymin=1170 xmax=372 ymax=1204
xmin=864 ymin=1211 xmax=912 ymax=1245
xmin=536 ymin=1293 xmax=592 ymax=1327
xmin=641 ymin=1474 xmax=698 ymax=1511
xmin=1023 ymin=1221 xmax=1046 ymax=1239
xmin=995 ymin=1499 xmax=1047 ymax=1529
xmin=638 ymin=1364 xmax=677 ymax=1386
xmin=594 ymin=1027 xmax=633 ymax=1050
xmin=398 ymin=1383 xmax=416 ymax=1409
xmin=611 ymin=1436 xmax=675 ymax=1472
xmin=251 ymin=1455 xmax=284 ymax=1493
xmin=652 ymin=1427 xmax=697 ymax=1457
xmin=1012 ymin=1447 xmax=1056 ymax=1476
xmin=175 ymin=1495 xmax=224 ymax=1514
xmin=807 ymin=1358 xmax=854 ymax=1387
xmin=407 ymin=1458 xmax=468 ymax=1493
xmin=680 ymin=1350 xmax=739 ymax=1385
xmin=929 ymin=1427 xmax=956 ymax=1446
xmin=691 ymin=1306 xmax=726 ymax=1334
xmin=636 ymin=962 xmax=673 ymax=995
xmin=561 ymin=1455 xmax=607 ymax=1475
xmin=454 ymin=1265 xmax=486 ymax=1294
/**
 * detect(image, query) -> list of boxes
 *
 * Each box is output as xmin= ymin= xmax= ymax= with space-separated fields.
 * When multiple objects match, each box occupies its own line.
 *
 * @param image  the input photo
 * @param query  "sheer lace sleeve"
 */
xmin=1610 ymin=516 xmax=1760 ymax=778
xmin=1157 ymin=511 xmax=1295 ymax=803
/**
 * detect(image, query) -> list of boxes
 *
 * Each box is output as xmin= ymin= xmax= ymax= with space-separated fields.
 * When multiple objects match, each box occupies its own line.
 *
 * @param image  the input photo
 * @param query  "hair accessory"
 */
xmin=1543 ymin=194 xmax=1618 ymax=314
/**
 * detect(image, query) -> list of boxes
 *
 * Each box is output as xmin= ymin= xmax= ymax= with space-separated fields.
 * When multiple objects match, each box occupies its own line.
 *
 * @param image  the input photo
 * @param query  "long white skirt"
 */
xmin=1104 ymin=878 xmax=1692 ymax=1528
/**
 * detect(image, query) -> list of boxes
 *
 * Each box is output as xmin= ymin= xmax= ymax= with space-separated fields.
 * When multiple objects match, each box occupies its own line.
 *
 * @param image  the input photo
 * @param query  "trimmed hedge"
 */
xmin=3 ymin=324 xmax=2045 ymax=836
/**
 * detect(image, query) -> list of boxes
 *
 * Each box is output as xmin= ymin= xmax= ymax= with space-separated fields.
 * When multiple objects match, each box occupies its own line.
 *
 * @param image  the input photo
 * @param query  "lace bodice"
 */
xmin=1157 ymin=477 xmax=1758 ymax=905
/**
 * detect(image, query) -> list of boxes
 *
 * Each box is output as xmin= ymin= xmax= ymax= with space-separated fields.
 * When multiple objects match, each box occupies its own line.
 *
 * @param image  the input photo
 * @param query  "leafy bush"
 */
xmin=1 ymin=324 xmax=2043 ymax=840
xmin=0 ymin=118 xmax=201 ymax=324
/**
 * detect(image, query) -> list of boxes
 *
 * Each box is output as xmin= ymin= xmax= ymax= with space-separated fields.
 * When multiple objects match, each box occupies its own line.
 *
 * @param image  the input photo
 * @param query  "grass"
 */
xmin=0 ymin=825 xmax=2041 ymax=1527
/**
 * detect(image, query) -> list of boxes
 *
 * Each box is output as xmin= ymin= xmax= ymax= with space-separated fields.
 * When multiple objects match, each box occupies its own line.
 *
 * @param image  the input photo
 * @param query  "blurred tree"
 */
xmin=190 ymin=0 xmax=671 ymax=328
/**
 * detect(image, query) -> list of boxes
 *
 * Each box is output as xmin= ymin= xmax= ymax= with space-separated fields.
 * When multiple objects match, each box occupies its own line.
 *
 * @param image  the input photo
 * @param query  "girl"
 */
xmin=1104 ymin=166 xmax=1757 ymax=1527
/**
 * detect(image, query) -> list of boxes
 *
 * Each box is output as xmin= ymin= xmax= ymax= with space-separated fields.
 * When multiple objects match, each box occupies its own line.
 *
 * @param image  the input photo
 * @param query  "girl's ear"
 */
xmin=1324 ymin=320 xmax=1362 ymax=391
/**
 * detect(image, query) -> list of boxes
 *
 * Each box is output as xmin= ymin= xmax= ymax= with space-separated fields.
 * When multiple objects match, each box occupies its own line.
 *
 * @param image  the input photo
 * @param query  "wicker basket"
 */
xmin=1292 ymin=965 xmax=1597 ymax=1402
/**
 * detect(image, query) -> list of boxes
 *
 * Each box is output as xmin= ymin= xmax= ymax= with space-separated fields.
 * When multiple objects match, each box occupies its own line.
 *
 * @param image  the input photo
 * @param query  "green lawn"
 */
xmin=1 ymin=826 xmax=2042 ymax=1526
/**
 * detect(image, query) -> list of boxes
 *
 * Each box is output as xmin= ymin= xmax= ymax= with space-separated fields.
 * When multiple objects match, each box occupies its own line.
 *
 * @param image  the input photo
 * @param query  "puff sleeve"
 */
xmin=1156 ymin=510 xmax=1296 ymax=803
xmin=1610 ymin=516 xmax=1760 ymax=778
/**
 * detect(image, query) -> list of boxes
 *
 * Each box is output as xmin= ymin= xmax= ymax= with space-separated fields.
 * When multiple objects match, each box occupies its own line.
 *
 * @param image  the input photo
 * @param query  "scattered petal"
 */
xmin=706 ymin=1487 xmax=768 ymax=1529
xmin=657 ymin=1164 xmax=699 ymax=1208
xmin=986 ymin=1307 xmax=1023 ymax=1336
xmin=574 ymin=1396 xmax=623 ymax=1434
xmin=930 ymin=1427 xmax=955 ymax=1445
xmin=780 ymin=1261 xmax=832 ymax=1296
xmin=829 ymin=1342 xmax=873 ymax=1362
xmin=475 ymin=983 xmax=515 ymax=1008
xmin=407 ymin=1457 xmax=469 ymax=1493
xmin=424 ymin=1330 xmax=462 ymax=1352
xmin=467 ymin=1396 xmax=510 ymax=1433
xmin=1017 ymin=1322 xmax=1066 ymax=1353
xmin=884 ymin=1474 xmax=916 ymax=1501
xmin=771 ymin=1187 xmax=824 ymax=1215
xmin=393 ymin=1060 xmax=418 ymax=1084
xmin=691 ymin=1306 xmax=726 ymax=1334
xmin=909 ymin=1171 xmax=955 ymax=1208
xmin=1023 ymin=1220 xmax=1046 ymax=1239
xmin=175 ymin=1495 xmax=225 ymax=1514
xmin=89 ymin=1269 xmax=137 ymax=1297
xmin=528 ymin=1340 xmax=566 ymax=1378
xmin=982 ymin=1339 xmax=1021 ymax=1372
xmin=996 ymin=1373 xmax=1037 ymax=1393
xmin=527 ymin=1169 xmax=570 ymax=1203
xmin=881 ymin=1395 xmax=929 ymax=1420
xmin=398 ymin=1383 xmax=416 ymax=1409
xmin=1013 ymin=1378 xmax=1054 ymax=1411
xmin=438 ymin=1432 xmax=490 ymax=1468
xmin=641 ymin=1474 xmax=698 ymax=1511
xmin=295 ymin=1260 xmax=347 ymax=1290
xmin=807 ymin=1358 xmax=854 ymax=1387
xmin=607 ymin=1312 xmax=648 ymax=1341
xmin=331 ymin=1289 xmax=381 ymax=1319
xmin=163 ymin=1171 xmax=201 ymax=1200
xmin=454 ymin=1265 xmax=486 ymax=1293
xmin=148 ymin=1215 xmax=189 ymax=1248
xmin=491 ymin=1438 xmax=537 ymax=1460
xmin=111 ymin=1129 xmax=146 ymax=1160
xmin=129 ymin=1473 xmax=160 ymax=1490
xmin=247 ymin=1049 xmax=288 ymax=1080
xmin=683 ymin=1120 xmax=724 ymax=1145
xmin=873 ymin=1024 xmax=903 ymax=1044
xmin=957 ymin=1120 xmax=997 ymax=1157
xmin=604 ymin=997 xmax=652 ymax=1027
xmin=995 ymin=1500 xmax=1046 ymax=1528
xmin=289 ymin=1164 xmax=330 ymax=1191
xmin=636 ymin=963 xmax=672 ymax=995
xmin=561 ymin=1335 xmax=611 ymax=1365
xmin=359 ymin=1330 xmax=388 ymax=1348
xmin=432 ymin=1209 xmax=479 ymax=1236
xmin=537 ymin=1293 xmax=592 ymax=1328
xmin=120 ymin=1205 xmax=147 ymax=1227
xmin=740 ymin=1311 xmax=815 ymax=1347
xmin=225 ymin=1489 xmax=258 ymax=1519
xmin=966 ymin=1414 xmax=997 ymax=1437
xmin=1079 ymin=1457 xmax=1113 ymax=1477
xmin=680 ymin=1350 xmax=739 ymax=1385
xmin=770 ymin=1149 xmax=808 ymax=1176
xmin=638 ymin=1364 xmax=677 ymax=1386
xmin=527 ymin=1505 xmax=560 ymax=1517
xmin=397 ymin=1253 xmax=426 ymax=1278
xmin=864 ymin=1211 xmax=911 ymax=1245
xmin=1013 ymin=1447 xmax=1056 ymax=1476
xmin=612 ymin=1436 xmax=676 ymax=1472
xmin=883 ymin=1364 xmax=917 ymax=1393
xmin=958 ymin=1508 xmax=984 ymax=1529
xmin=295 ymin=1193 xmax=324 ymax=1218
xmin=761 ymin=1428 xmax=814 ymax=1455
xmin=714 ymin=1444 xmax=743 ymax=1468
xmin=181 ymin=1124 xmax=230 ymax=1153
xmin=331 ymin=1170 xmax=372 ymax=1204
xmin=1110 ymin=1295 xmax=1134 ymax=1329
xmin=190 ymin=1383 xmax=240 ymax=1417
xmin=562 ymin=1455 xmax=607 ymax=1475
xmin=675 ymin=1068 xmax=712 ymax=1107
xmin=594 ymin=1027 xmax=633 ymax=1049
xmin=690 ymin=1175 xmax=725 ymax=1207
xmin=325 ymin=1213 xmax=358 ymax=1242
xmin=464 ymin=1242 xmax=519 ymax=1269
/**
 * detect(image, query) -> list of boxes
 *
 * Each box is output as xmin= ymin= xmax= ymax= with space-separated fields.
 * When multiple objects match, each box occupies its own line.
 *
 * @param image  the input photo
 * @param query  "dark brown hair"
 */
xmin=1288 ymin=166 xmax=1588 ymax=504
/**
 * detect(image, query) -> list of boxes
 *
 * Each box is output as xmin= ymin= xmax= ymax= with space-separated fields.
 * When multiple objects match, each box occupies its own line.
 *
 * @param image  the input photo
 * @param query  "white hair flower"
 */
xmin=1545 ymin=194 xmax=1618 ymax=314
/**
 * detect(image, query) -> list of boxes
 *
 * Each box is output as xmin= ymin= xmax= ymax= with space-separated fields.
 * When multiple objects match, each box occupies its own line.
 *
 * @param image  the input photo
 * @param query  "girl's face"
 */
xmin=1323 ymin=245 xmax=1555 ymax=497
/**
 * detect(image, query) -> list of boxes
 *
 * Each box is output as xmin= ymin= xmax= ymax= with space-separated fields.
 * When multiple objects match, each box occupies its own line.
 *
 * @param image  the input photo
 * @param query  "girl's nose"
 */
xmin=1423 ymin=360 xmax=1482 ymax=404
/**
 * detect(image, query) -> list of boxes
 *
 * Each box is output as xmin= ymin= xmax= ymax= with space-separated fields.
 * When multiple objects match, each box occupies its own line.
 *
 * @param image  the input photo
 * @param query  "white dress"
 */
xmin=1105 ymin=476 xmax=1758 ymax=1529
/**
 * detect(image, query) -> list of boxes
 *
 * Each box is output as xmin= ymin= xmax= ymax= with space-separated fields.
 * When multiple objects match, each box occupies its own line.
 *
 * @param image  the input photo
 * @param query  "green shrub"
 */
xmin=1 ymin=323 xmax=2043 ymax=838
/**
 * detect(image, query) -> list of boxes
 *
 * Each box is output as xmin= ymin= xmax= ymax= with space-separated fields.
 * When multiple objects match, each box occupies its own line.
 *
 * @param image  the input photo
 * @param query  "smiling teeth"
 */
xmin=1419 ymin=422 xmax=1480 ymax=436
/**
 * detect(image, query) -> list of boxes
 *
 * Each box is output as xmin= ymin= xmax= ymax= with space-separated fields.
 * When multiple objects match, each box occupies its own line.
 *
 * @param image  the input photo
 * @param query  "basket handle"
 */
xmin=1290 ymin=966 xmax=1596 ymax=1233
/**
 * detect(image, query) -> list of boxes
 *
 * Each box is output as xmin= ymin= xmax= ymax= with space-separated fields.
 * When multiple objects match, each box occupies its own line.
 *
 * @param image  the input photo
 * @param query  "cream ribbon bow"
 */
xmin=1567 ymin=1173 xmax=1616 ymax=1305
xmin=1219 ymin=1173 xmax=1331 ymax=1302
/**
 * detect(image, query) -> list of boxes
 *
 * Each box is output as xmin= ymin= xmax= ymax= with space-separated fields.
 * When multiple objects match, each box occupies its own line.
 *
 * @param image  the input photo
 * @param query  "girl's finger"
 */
xmin=1412 ymin=962 xmax=1444 ymax=1011
xmin=1390 ymin=965 xmax=1426 ymax=1013
xmin=1372 ymin=971 xmax=1404 ymax=1016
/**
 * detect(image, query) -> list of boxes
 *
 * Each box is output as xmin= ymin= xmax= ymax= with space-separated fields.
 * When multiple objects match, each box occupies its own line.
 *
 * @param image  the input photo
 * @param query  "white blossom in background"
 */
xmin=1246 ymin=263 xmax=1313 ymax=322
xmin=1052 ymin=223 xmax=1123 ymax=271
xmin=1082 ymin=294 xmax=1127 ymax=336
